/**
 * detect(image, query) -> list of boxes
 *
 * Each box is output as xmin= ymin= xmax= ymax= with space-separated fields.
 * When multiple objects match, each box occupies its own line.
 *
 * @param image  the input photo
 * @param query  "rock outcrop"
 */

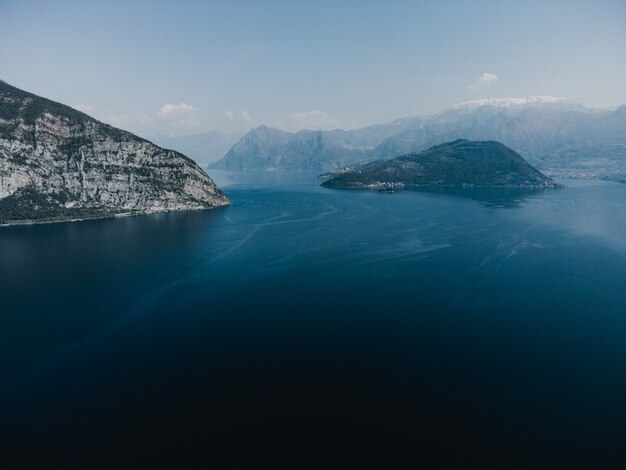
xmin=0 ymin=80 xmax=229 ymax=224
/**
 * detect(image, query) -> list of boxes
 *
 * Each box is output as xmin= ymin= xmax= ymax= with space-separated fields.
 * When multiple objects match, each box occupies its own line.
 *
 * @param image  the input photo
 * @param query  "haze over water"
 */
xmin=1 ymin=173 xmax=626 ymax=466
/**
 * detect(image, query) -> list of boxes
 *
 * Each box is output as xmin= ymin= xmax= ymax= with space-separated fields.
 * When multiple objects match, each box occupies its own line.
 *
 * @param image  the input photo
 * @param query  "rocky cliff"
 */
xmin=0 ymin=80 xmax=229 ymax=225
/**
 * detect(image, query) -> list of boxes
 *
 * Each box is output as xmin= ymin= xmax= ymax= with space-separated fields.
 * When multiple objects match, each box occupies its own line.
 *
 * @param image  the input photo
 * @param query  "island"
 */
xmin=321 ymin=139 xmax=560 ymax=190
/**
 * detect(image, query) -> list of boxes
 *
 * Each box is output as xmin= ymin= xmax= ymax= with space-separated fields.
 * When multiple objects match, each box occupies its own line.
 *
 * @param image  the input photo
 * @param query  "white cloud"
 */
xmin=156 ymin=103 xmax=199 ymax=134
xmin=220 ymin=109 xmax=255 ymax=130
xmin=102 ymin=102 xmax=200 ymax=137
xmin=285 ymin=109 xmax=340 ymax=131
xmin=73 ymin=104 xmax=93 ymax=114
xmin=469 ymin=73 xmax=499 ymax=92
xmin=157 ymin=102 xmax=195 ymax=118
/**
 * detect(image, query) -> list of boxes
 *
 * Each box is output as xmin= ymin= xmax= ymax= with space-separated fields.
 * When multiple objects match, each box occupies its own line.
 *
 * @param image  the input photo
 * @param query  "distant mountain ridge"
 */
xmin=0 ymin=80 xmax=229 ymax=225
xmin=151 ymin=131 xmax=242 ymax=166
xmin=212 ymin=97 xmax=626 ymax=178
xmin=322 ymin=139 xmax=559 ymax=190
xmin=210 ymin=126 xmax=369 ymax=171
xmin=451 ymin=96 xmax=570 ymax=110
xmin=210 ymin=118 xmax=422 ymax=171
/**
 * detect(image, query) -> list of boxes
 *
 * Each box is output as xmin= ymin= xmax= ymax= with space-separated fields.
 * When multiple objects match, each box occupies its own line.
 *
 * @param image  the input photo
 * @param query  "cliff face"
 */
xmin=0 ymin=80 xmax=229 ymax=224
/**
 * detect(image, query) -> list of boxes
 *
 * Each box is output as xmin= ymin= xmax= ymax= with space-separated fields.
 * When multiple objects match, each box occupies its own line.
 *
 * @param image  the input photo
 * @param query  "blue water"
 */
xmin=1 ymin=172 xmax=626 ymax=467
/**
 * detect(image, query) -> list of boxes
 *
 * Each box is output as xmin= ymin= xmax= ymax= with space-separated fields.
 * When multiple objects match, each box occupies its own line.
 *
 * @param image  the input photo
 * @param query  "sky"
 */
xmin=1 ymin=0 xmax=625 ymax=137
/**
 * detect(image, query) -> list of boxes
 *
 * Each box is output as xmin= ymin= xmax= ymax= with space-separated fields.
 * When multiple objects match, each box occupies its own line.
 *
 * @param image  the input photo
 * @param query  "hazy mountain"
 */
xmin=210 ymin=118 xmax=422 ymax=171
xmin=213 ymin=97 xmax=626 ymax=178
xmin=322 ymin=139 xmax=559 ymax=190
xmin=375 ymin=97 xmax=626 ymax=174
xmin=151 ymin=131 xmax=242 ymax=166
xmin=0 ymin=80 xmax=229 ymax=225
xmin=209 ymin=126 xmax=364 ymax=171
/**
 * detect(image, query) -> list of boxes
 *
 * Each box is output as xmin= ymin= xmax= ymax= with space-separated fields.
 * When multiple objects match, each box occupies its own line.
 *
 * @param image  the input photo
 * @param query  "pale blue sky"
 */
xmin=1 ymin=0 xmax=625 ymax=136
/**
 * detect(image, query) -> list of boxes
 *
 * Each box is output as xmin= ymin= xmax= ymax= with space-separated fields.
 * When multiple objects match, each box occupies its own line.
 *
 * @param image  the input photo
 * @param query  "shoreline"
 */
xmin=0 ymin=203 xmax=230 ymax=228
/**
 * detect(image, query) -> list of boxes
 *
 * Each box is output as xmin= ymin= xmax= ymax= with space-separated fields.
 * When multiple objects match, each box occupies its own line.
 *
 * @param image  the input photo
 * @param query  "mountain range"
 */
xmin=210 ymin=96 xmax=626 ymax=179
xmin=0 ymin=80 xmax=229 ymax=225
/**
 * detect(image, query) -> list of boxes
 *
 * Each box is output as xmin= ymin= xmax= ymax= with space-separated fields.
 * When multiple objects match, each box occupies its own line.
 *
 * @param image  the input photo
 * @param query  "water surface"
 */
xmin=1 ymin=173 xmax=626 ymax=466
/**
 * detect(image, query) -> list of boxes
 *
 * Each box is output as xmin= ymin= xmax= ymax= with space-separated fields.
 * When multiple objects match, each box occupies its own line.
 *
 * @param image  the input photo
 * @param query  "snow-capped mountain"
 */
xmin=451 ymin=96 xmax=569 ymax=110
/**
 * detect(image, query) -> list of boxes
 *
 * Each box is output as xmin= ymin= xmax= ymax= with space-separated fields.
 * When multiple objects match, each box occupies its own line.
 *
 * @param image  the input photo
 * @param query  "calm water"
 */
xmin=1 ymin=172 xmax=626 ymax=467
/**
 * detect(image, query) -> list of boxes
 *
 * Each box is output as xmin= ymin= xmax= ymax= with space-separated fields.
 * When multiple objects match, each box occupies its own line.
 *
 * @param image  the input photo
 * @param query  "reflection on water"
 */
xmin=409 ymin=185 xmax=549 ymax=208
xmin=1 ymin=173 xmax=626 ymax=466
xmin=210 ymin=168 xmax=320 ymax=189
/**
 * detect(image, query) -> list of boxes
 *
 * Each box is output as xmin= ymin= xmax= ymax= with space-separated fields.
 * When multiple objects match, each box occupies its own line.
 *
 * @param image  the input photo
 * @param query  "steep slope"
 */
xmin=0 ymin=80 xmax=229 ymax=225
xmin=322 ymin=139 xmax=559 ymax=190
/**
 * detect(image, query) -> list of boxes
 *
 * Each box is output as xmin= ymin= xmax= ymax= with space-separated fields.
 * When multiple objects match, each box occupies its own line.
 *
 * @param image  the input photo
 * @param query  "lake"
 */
xmin=1 ymin=172 xmax=626 ymax=467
